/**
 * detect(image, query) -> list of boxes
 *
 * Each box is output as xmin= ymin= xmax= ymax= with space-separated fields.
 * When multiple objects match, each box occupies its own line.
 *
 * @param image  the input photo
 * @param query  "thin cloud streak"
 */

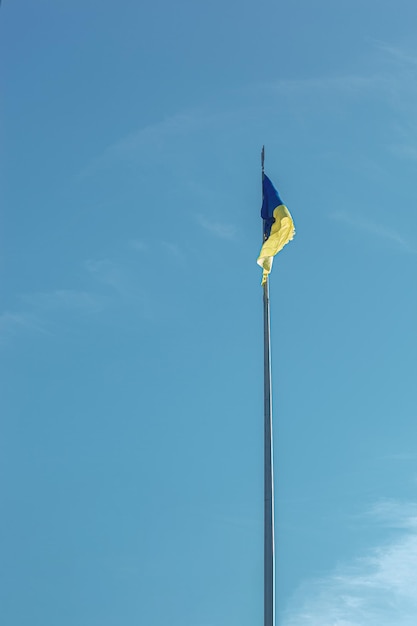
xmin=374 ymin=41 xmax=417 ymax=67
xmin=20 ymin=289 xmax=103 ymax=313
xmin=161 ymin=241 xmax=186 ymax=262
xmin=283 ymin=500 xmax=417 ymax=626
xmin=390 ymin=143 xmax=417 ymax=161
xmin=197 ymin=215 xmax=237 ymax=240
xmin=82 ymin=74 xmax=383 ymax=177
xmin=329 ymin=210 xmax=415 ymax=253
xmin=0 ymin=289 xmax=103 ymax=344
xmin=85 ymin=257 xmax=153 ymax=319
xmin=79 ymin=110 xmax=236 ymax=177
xmin=129 ymin=239 xmax=148 ymax=252
xmin=129 ymin=238 xmax=185 ymax=262
xmin=80 ymin=43 xmax=417 ymax=177
xmin=262 ymin=41 xmax=417 ymax=103
xmin=0 ymin=311 xmax=48 ymax=342
xmin=85 ymin=258 xmax=129 ymax=293
xmin=260 ymin=72 xmax=394 ymax=98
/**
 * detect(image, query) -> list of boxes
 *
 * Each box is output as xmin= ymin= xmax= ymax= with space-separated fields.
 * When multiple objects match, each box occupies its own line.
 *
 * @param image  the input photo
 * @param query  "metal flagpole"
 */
xmin=262 ymin=146 xmax=275 ymax=626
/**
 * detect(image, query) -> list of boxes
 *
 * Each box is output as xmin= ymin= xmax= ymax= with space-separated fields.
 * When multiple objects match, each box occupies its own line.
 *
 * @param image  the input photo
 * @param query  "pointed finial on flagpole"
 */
xmin=261 ymin=145 xmax=265 ymax=175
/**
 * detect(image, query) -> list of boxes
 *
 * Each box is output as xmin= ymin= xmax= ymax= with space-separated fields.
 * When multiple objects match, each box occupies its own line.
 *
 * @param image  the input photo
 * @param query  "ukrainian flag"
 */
xmin=257 ymin=175 xmax=295 ymax=285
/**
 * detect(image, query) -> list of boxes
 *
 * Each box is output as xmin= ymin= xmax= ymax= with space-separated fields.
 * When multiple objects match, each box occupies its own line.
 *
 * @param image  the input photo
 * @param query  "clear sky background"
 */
xmin=1 ymin=1 xmax=417 ymax=625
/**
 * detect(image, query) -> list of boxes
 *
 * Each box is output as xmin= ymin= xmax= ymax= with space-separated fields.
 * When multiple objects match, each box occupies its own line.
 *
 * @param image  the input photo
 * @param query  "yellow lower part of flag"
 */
xmin=257 ymin=205 xmax=295 ymax=285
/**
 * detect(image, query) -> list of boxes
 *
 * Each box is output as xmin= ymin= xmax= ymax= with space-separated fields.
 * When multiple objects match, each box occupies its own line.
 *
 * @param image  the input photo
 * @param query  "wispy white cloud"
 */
xmin=129 ymin=238 xmax=185 ymax=262
xmin=283 ymin=500 xmax=417 ymax=626
xmin=20 ymin=289 xmax=103 ymax=313
xmin=0 ymin=251 xmax=157 ymax=346
xmin=129 ymin=239 xmax=148 ymax=252
xmin=260 ymin=72 xmax=394 ymax=99
xmin=366 ymin=500 xmax=417 ymax=529
xmin=80 ymin=110 xmax=233 ymax=177
xmin=161 ymin=241 xmax=186 ymax=262
xmin=378 ymin=452 xmax=417 ymax=463
xmin=0 ymin=311 xmax=48 ymax=342
xmin=264 ymin=41 xmax=417 ymax=99
xmin=81 ymin=76 xmax=377 ymax=177
xmin=0 ymin=289 xmax=103 ymax=344
xmin=85 ymin=258 xmax=129 ymax=293
xmin=197 ymin=215 xmax=237 ymax=240
xmin=85 ymin=257 xmax=152 ymax=320
xmin=79 ymin=40 xmax=417 ymax=180
xmin=390 ymin=143 xmax=417 ymax=161
xmin=374 ymin=41 xmax=417 ymax=67
xmin=329 ymin=210 xmax=415 ymax=253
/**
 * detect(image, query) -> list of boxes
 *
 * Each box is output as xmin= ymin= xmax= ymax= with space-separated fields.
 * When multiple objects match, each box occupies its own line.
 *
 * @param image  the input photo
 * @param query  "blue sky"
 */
xmin=1 ymin=1 xmax=417 ymax=625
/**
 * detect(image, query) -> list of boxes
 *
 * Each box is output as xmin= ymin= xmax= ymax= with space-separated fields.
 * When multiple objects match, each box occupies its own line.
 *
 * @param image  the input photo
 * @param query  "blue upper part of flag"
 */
xmin=261 ymin=175 xmax=284 ymax=238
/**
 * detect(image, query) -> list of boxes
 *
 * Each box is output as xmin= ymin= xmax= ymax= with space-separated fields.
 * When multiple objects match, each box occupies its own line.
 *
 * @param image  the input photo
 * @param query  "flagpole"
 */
xmin=262 ymin=146 xmax=275 ymax=626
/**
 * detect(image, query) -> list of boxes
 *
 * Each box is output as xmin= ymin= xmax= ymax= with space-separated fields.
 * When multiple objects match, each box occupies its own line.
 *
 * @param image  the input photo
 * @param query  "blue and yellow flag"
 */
xmin=257 ymin=175 xmax=295 ymax=285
